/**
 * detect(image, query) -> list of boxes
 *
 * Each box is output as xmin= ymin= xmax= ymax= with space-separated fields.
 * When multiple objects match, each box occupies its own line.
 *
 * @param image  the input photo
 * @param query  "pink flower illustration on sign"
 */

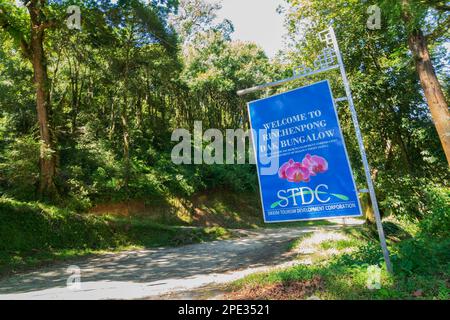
xmin=302 ymin=154 xmax=328 ymax=176
xmin=287 ymin=164 xmax=311 ymax=183
xmin=278 ymin=154 xmax=328 ymax=183
xmin=278 ymin=160 xmax=311 ymax=182
xmin=278 ymin=160 xmax=294 ymax=179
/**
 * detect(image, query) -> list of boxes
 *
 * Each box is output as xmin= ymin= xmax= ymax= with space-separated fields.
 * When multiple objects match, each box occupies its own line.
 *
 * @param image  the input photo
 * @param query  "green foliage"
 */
xmin=0 ymin=135 xmax=39 ymax=200
xmin=392 ymin=236 xmax=450 ymax=276
xmin=200 ymin=163 xmax=257 ymax=193
xmin=419 ymin=186 xmax=450 ymax=239
xmin=378 ymin=176 xmax=449 ymax=218
xmin=2 ymin=0 xmax=272 ymax=207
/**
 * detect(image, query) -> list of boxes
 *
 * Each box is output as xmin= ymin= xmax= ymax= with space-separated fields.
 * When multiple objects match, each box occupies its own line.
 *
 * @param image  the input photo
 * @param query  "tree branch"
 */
xmin=426 ymin=15 xmax=450 ymax=42
xmin=0 ymin=9 xmax=32 ymax=59
xmin=420 ymin=0 xmax=450 ymax=11
xmin=38 ymin=19 xmax=58 ymax=31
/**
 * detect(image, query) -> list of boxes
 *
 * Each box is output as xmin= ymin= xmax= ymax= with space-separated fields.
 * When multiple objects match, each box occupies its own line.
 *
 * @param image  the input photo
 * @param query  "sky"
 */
xmin=209 ymin=0 xmax=286 ymax=58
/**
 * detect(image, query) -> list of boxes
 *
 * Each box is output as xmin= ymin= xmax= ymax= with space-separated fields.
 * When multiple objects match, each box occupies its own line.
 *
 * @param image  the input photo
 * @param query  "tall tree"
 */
xmin=398 ymin=0 xmax=450 ymax=164
xmin=0 ymin=0 xmax=57 ymax=197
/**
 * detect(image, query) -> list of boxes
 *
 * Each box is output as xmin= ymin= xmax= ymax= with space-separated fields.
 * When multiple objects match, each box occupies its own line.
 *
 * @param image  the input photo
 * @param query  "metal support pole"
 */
xmin=237 ymin=65 xmax=339 ymax=96
xmin=329 ymin=27 xmax=393 ymax=274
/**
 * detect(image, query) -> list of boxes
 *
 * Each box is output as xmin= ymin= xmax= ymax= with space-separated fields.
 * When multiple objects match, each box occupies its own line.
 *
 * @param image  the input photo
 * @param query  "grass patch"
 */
xmin=285 ymin=232 xmax=315 ymax=251
xmin=0 ymin=197 xmax=232 ymax=276
xmin=319 ymin=239 xmax=359 ymax=251
xmin=264 ymin=219 xmax=335 ymax=229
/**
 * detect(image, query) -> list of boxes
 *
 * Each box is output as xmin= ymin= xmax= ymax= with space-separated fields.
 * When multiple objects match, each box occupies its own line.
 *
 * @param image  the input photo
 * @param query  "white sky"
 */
xmin=210 ymin=0 xmax=286 ymax=58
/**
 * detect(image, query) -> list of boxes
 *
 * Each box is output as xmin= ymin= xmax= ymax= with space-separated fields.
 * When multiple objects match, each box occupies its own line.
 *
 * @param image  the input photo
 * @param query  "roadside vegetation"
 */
xmin=226 ymin=196 xmax=450 ymax=300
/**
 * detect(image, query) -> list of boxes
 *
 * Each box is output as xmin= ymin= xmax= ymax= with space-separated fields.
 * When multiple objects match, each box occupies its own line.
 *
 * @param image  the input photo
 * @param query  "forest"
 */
xmin=0 ymin=0 xmax=448 ymax=300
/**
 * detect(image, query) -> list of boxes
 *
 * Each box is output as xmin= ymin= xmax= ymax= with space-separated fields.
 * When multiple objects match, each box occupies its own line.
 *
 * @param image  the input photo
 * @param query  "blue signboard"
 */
xmin=248 ymin=80 xmax=362 ymax=223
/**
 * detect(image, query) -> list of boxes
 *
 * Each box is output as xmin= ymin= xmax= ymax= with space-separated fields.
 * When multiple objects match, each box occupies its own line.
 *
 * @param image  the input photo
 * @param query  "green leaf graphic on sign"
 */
xmin=270 ymin=190 xmax=349 ymax=209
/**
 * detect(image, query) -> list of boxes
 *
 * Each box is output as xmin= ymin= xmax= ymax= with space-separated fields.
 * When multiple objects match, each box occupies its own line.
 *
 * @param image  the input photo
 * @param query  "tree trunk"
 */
xmin=29 ymin=3 xmax=57 ymax=198
xmin=407 ymin=30 xmax=450 ymax=164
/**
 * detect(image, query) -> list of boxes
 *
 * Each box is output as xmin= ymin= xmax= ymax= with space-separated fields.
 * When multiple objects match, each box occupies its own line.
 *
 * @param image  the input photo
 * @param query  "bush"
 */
xmin=392 ymin=237 xmax=450 ymax=276
xmin=378 ymin=176 xmax=449 ymax=235
xmin=0 ymin=198 xmax=126 ymax=253
xmin=419 ymin=186 xmax=450 ymax=239
xmin=378 ymin=176 xmax=430 ymax=218
xmin=200 ymin=163 xmax=258 ymax=193
xmin=0 ymin=135 xmax=40 ymax=200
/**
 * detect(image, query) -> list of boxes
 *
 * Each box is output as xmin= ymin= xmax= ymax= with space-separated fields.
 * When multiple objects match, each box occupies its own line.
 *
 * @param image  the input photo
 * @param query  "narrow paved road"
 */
xmin=0 ymin=223 xmax=358 ymax=300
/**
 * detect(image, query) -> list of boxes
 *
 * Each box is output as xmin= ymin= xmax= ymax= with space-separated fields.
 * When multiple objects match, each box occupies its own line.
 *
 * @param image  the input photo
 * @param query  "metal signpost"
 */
xmin=237 ymin=26 xmax=393 ymax=274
